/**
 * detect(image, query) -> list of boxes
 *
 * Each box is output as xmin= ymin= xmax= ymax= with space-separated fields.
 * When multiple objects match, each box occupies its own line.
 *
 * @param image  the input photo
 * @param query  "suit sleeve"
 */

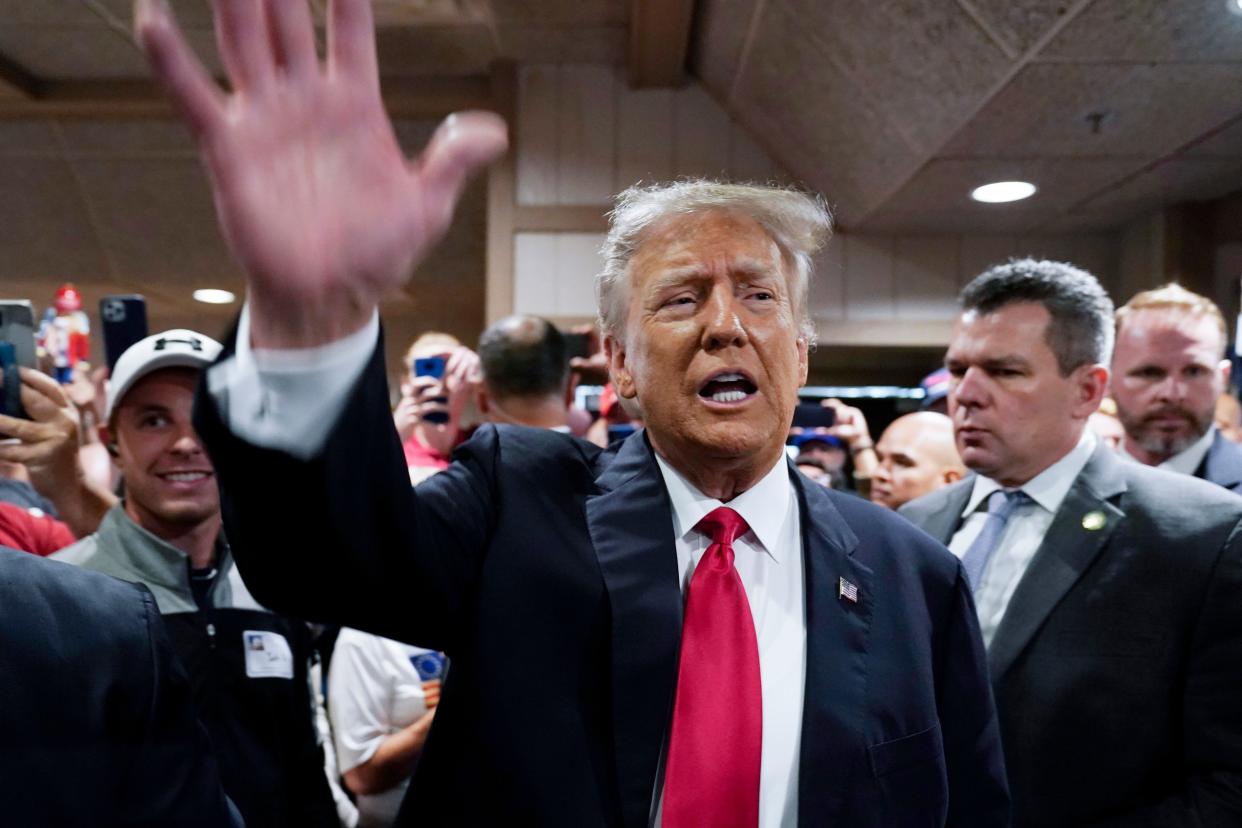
xmin=936 ymin=564 xmax=1011 ymax=828
xmin=118 ymin=587 xmax=241 ymax=828
xmin=1088 ymin=520 xmax=1242 ymax=828
xmin=195 ymin=333 xmax=499 ymax=651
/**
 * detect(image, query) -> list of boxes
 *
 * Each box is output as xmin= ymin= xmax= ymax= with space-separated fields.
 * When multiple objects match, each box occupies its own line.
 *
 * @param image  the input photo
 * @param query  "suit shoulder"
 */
xmin=899 ymin=478 xmax=973 ymax=523
xmin=0 ymin=547 xmax=154 ymax=655
xmin=1120 ymin=462 xmax=1242 ymax=525
xmin=458 ymin=423 xmax=600 ymax=463
xmin=824 ymin=489 xmax=962 ymax=581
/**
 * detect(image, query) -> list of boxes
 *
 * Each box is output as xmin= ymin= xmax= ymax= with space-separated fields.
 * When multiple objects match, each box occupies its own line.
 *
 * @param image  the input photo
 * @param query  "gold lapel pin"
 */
xmin=1081 ymin=510 xmax=1107 ymax=531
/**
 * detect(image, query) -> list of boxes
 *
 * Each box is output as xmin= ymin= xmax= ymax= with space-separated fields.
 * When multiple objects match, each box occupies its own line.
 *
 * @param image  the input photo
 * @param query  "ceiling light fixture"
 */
xmin=971 ymin=181 xmax=1037 ymax=203
xmin=1230 ymin=0 xmax=1242 ymax=15
xmin=193 ymin=288 xmax=237 ymax=305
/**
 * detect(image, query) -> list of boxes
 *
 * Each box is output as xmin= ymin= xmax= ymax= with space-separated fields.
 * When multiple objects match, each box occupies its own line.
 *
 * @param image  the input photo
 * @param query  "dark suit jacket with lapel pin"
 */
xmin=900 ymin=444 xmax=1242 ymax=827
xmin=195 ymin=335 xmax=1010 ymax=827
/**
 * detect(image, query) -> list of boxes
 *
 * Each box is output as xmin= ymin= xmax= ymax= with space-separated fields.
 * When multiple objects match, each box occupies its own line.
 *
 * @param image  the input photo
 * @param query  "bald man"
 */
xmin=870 ymin=412 xmax=965 ymax=510
xmin=476 ymin=315 xmax=573 ymax=430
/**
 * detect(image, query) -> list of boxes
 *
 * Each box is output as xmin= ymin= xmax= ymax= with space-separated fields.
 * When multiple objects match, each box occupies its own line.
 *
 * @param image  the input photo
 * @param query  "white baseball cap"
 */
xmin=106 ymin=329 xmax=223 ymax=421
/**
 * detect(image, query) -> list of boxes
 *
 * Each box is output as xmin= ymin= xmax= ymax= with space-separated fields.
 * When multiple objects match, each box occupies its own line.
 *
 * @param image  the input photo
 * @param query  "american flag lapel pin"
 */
xmin=838 ymin=576 xmax=859 ymax=603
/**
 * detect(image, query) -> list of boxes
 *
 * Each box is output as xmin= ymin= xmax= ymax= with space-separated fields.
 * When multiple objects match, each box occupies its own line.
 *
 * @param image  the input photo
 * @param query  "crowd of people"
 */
xmin=1 ymin=0 xmax=1240 ymax=826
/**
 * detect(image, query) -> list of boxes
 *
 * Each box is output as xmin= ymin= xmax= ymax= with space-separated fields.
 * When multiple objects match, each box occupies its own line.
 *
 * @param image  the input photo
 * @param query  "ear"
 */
xmin=475 ymin=387 xmax=491 ymax=416
xmin=1071 ymin=363 xmax=1109 ymax=419
xmin=604 ymin=334 xmax=637 ymax=400
xmin=943 ymin=468 xmax=963 ymax=485
xmin=1218 ymin=358 xmax=1232 ymax=391
xmin=796 ymin=335 xmax=809 ymax=387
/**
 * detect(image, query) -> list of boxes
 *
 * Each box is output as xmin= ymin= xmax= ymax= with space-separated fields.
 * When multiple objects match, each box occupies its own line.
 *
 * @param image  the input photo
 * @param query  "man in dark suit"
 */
xmin=1112 ymin=283 xmax=1242 ymax=493
xmin=0 ymin=545 xmax=238 ymax=826
xmin=138 ymin=0 xmax=1008 ymax=825
xmin=901 ymin=260 xmax=1242 ymax=827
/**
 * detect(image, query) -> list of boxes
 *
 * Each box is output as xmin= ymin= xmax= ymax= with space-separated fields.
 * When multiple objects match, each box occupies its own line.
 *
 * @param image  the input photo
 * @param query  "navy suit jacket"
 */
xmin=194 ymin=335 xmax=1008 ymax=827
xmin=1195 ymin=429 xmax=1242 ymax=493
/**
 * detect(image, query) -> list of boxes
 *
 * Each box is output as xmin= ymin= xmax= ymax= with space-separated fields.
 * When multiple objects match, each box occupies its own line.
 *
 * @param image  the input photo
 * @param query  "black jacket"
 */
xmin=54 ymin=508 xmax=339 ymax=828
xmin=0 ymin=546 xmax=238 ymax=827
xmin=1195 ymin=429 xmax=1242 ymax=493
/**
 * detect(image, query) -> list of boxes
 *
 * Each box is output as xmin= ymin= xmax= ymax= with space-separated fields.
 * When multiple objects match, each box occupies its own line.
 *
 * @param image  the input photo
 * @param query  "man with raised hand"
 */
xmin=137 ymin=1 xmax=1008 ymax=825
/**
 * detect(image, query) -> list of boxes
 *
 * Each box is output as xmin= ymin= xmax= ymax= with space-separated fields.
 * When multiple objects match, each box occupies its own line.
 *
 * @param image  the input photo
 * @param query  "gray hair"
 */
xmin=596 ymin=180 xmax=832 ymax=345
xmin=959 ymin=258 xmax=1115 ymax=374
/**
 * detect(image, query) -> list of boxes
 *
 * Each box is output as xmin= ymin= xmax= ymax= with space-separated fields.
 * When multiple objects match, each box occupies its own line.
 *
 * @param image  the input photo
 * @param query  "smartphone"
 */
xmin=793 ymin=402 xmax=836 ymax=429
xmin=100 ymin=295 xmax=149 ymax=372
xmin=0 ymin=300 xmax=37 ymax=420
xmin=413 ymin=356 xmax=446 ymax=380
xmin=413 ymin=356 xmax=449 ymax=424
xmin=563 ymin=332 xmax=592 ymax=361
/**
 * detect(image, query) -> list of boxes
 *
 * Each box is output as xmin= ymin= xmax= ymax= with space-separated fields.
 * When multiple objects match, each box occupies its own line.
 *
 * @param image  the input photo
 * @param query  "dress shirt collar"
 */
xmin=1155 ymin=425 xmax=1216 ymax=476
xmin=962 ymin=429 xmax=1098 ymax=517
xmin=654 ymin=451 xmax=791 ymax=563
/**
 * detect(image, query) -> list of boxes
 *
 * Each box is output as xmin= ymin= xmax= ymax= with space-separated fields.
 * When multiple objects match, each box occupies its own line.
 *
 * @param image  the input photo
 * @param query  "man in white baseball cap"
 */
xmin=56 ymin=329 xmax=341 ymax=828
xmin=104 ymin=328 xmax=223 ymax=423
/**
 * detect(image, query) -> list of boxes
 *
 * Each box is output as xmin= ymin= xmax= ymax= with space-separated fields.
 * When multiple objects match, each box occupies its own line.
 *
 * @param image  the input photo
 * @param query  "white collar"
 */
xmin=1157 ymin=426 xmax=1216 ymax=476
xmin=963 ymin=430 xmax=1098 ymax=517
xmin=654 ymin=452 xmax=791 ymax=563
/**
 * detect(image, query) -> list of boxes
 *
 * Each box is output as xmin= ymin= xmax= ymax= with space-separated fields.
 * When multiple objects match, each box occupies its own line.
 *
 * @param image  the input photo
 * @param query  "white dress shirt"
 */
xmin=208 ymin=303 xmax=808 ymax=827
xmin=650 ymin=455 xmax=806 ymax=828
xmin=1120 ymin=425 xmax=1216 ymax=476
xmin=948 ymin=431 xmax=1097 ymax=647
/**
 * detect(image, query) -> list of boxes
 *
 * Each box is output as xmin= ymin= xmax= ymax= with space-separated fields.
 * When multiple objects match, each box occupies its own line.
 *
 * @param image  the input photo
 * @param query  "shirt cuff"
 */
xmin=206 ymin=302 xmax=380 ymax=459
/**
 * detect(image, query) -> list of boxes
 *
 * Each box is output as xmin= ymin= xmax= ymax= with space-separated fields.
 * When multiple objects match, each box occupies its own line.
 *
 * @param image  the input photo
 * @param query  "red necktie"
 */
xmin=662 ymin=506 xmax=762 ymax=828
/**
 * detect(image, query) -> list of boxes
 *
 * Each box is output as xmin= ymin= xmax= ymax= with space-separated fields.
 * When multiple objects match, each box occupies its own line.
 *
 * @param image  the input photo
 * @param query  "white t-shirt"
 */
xmin=328 ymin=628 xmax=438 ymax=828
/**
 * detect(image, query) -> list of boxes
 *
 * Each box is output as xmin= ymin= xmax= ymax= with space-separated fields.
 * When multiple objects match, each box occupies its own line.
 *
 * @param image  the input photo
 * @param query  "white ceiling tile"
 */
xmin=1043 ymin=0 xmax=1242 ymax=61
xmin=943 ymin=63 xmax=1242 ymax=160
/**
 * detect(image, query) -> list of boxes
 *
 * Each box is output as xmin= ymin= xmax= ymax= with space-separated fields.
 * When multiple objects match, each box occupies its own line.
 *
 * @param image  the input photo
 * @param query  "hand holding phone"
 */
xmin=0 ymin=301 xmax=37 ymax=420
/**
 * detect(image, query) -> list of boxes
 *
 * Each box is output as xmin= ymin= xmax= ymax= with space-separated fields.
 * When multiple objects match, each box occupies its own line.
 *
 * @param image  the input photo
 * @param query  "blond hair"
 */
xmin=403 ymin=331 xmax=461 ymax=366
xmin=1115 ymin=283 xmax=1228 ymax=356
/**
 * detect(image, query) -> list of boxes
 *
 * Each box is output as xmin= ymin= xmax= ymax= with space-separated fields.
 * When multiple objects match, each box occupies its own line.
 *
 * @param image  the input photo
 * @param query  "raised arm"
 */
xmin=134 ymin=0 xmax=507 ymax=348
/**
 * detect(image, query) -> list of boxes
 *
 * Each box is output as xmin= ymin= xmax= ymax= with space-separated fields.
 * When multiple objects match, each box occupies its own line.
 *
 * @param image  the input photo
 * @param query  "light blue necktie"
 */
xmin=961 ymin=490 xmax=1030 ymax=591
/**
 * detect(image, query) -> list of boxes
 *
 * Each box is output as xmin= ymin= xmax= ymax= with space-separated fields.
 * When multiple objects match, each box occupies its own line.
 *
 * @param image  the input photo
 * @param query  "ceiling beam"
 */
xmin=628 ymin=0 xmax=696 ymax=88
xmin=0 ymin=76 xmax=493 ymax=120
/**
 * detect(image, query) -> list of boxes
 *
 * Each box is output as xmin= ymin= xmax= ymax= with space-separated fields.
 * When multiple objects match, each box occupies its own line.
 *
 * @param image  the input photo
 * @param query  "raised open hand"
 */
xmin=135 ymin=0 xmax=508 ymax=348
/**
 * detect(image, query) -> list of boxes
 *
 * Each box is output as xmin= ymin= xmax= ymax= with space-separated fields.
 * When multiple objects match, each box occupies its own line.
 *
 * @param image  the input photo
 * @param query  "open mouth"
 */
xmin=698 ymin=371 xmax=758 ymax=404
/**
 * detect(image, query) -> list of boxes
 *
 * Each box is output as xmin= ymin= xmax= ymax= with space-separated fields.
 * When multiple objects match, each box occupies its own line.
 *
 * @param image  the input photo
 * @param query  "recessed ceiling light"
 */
xmin=193 ymin=288 xmax=236 ymax=305
xmin=971 ymin=180 xmax=1037 ymax=203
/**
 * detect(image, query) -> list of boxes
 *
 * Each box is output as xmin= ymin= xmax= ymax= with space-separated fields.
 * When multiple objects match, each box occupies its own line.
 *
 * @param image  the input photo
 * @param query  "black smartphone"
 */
xmin=563 ymin=332 xmax=592 ymax=361
xmin=793 ymin=402 xmax=836 ymax=429
xmin=0 ymin=300 xmax=37 ymax=420
xmin=100 ymin=295 xmax=149 ymax=372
